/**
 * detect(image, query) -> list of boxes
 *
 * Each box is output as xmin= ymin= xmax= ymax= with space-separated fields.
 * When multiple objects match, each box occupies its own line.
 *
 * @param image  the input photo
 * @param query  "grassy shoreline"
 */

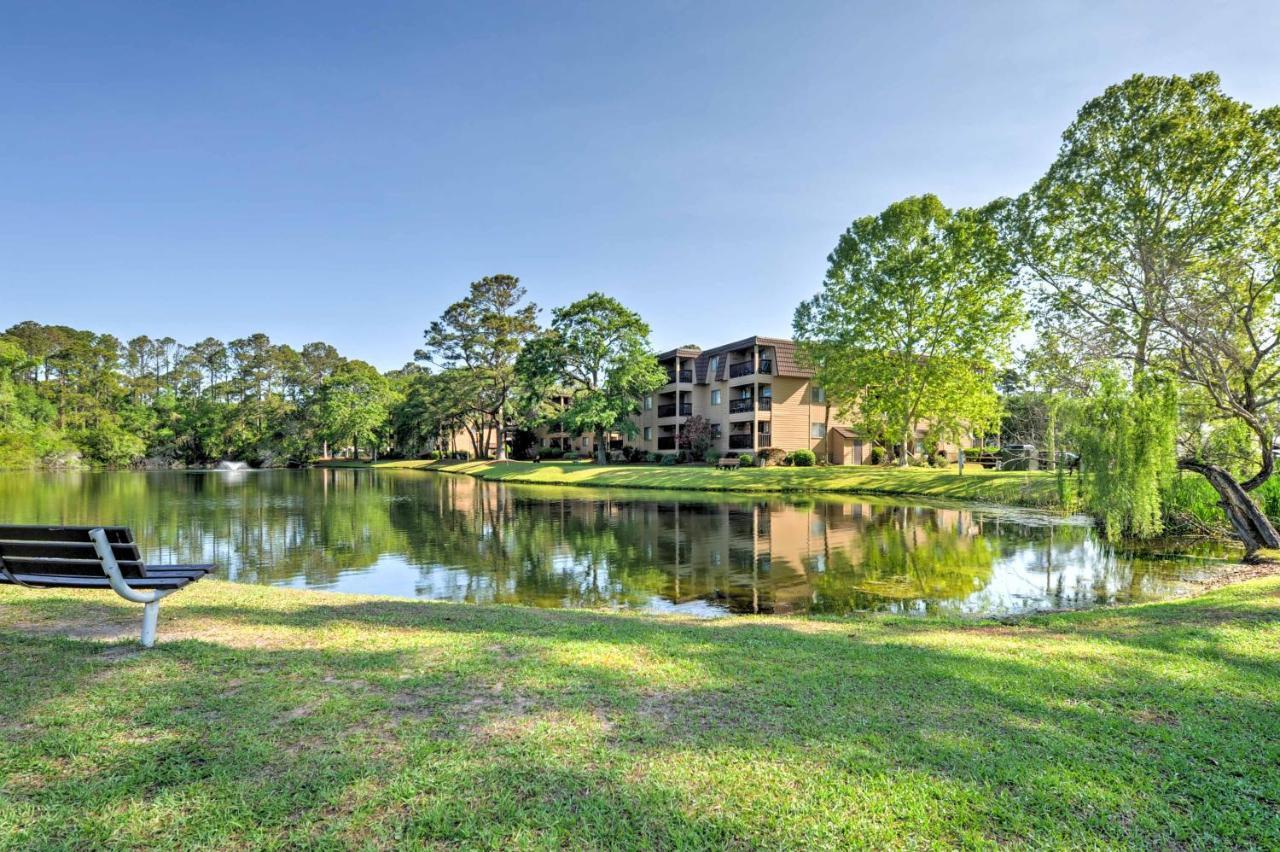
xmin=322 ymin=458 xmax=1065 ymax=508
xmin=1 ymin=577 xmax=1277 ymax=847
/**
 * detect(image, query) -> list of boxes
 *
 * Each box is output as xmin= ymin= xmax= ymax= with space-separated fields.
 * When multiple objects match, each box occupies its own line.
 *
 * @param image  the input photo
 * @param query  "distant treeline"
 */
xmin=0 ymin=321 xmax=412 ymax=469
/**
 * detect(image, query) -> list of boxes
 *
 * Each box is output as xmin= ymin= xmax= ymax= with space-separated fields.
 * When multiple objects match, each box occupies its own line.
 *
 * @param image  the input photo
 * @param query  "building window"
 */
xmin=644 ymin=395 xmax=653 ymax=410
xmin=711 ymin=422 xmax=722 ymax=438
xmin=709 ymin=355 xmax=719 ymax=376
xmin=811 ymin=386 xmax=826 ymax=404
xmin=582 ymin=436 xmax=590 ymax=448
xmin=811 ymin=423 xmax=827 ymax=439
xmin=643 ymin=427 xmax=652 ymax=441
xmin=760 ymin=386 xmax=772 ymax=399
xmin=711 ymin=389 xmax=721 ymax=405
xmin=738 ymin=387 xmax=752 ymax=399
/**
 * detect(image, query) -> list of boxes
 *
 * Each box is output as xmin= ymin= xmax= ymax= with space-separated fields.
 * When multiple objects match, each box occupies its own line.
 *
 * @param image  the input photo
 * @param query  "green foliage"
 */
xmin=789 ymin=449 xmax=816 ymax=467
xmin=659 ymin=453 xmax=677 ymax=466
xmin=737 ymin=453 xmax=753 ymax=467
xmin=1075 ymin=372 xmax=1178 ymax=540
xmin=703 ymin=447 xmax=720 ymax=465
xmin=417 ymin=275 xmax=540 ymax=460
xmin=0 ymin=321 xmax=384 ymax=468
xmin=795 ymin=195 xmax=1022 ymax=463
xmin=516 ymin=293 xmax=667 ymax=464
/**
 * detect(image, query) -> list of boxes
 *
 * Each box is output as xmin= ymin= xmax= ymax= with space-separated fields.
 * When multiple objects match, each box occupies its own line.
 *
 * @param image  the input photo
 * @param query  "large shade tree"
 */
xmin=1010 ymin=72 xmax=1280 ymax=555
xmin=794 ymin=194 xmax=1022 ymax=465
xmin=417 ymin=275 xmax=540 ymax=460
xmin=516 ymin=293 xmax=667 ymax=465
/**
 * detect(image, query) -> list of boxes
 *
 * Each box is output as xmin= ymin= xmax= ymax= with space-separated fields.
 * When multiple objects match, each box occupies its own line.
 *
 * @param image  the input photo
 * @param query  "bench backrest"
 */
xmin=0 ymin=525 xmax=147 ymax=579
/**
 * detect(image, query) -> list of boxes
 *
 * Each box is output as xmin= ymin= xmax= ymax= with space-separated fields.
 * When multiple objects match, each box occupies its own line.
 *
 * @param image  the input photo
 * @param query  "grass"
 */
xmin=2 ymin=578 xmax=1279 ymax=848
xmin=329 ymin=458 xmax=1063 ymax=508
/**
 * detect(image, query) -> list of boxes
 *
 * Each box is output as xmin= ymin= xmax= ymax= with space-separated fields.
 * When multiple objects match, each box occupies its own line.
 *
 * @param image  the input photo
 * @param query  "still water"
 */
xmin=0 ymin=469 xmax=1237 ymax=617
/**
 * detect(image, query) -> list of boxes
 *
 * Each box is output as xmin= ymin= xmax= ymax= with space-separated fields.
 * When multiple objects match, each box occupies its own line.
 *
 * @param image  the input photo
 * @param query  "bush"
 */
xmin=738 ymin=453 xmax=754 ymax=467
xmin=789 ymin=448 xmax=816 ymax=467
xmin=929 ymin=451 xmax=949 ymax=468
xmin=757 ymin=447 xmax=787 ymax=467
xmin=645 ymin=451 xmax=659 ymax=464
xmin=563 ymin=451 xmax=581 ymax=460
xmin=659 ymin=453 xmax=677 ymax=466
xmin=869 ymin=446 xmax=885 ymax=465
xmin=537 ymin=446 xmax=563 ymax=459
xmin=703 ymin=447 xmax=721 ymax=465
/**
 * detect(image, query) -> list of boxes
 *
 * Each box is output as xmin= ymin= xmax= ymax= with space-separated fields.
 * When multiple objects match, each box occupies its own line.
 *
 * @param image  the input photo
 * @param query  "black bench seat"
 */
xmin=0 ymin=525 xmax=216 ymax=646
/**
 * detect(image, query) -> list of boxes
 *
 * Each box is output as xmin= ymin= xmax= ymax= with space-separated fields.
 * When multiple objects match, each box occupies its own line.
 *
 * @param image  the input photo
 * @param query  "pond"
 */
xmin=0 ymin=469 xmax=1238 ymax=617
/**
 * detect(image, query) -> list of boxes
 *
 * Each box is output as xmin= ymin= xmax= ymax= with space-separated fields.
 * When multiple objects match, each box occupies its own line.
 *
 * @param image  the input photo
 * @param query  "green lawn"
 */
xmin=1 ymin=578 xmax=1278 ymax=848
xmin=339 ymin=459 xmax=1063 ymax=508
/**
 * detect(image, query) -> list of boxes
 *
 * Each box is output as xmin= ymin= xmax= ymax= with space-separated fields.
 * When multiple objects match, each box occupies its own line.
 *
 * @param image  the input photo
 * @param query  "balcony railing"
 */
xmin=665 ymin=369 xmax=693 ymax=384
xmin=758 ymin=397 xmax=772 ymax=411
xmin=758 ymin=358 xmax=773 ymax=375
xmin=728 ymin=361 xmax=754 ymax=378
xmin=757 ymin=432 xmax=772 ymax=447
xmin=657 ymin=436 xmax=677 ymax=451
xmin=656 ymin=403 xmax=692 ymax=418
xmin=729 ymin=398 xmax=754 ymax=414
xmin=728 ymin=434 xmax=754 ymax=450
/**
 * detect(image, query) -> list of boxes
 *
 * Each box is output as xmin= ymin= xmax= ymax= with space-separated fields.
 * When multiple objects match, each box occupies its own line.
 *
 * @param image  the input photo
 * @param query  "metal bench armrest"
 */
xmin=89 ymin=528 xmax=170 ymax=605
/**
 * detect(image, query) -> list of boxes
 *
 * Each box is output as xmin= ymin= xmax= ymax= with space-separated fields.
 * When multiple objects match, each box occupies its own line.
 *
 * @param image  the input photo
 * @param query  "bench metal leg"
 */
xmin=141 ymin=600 xmax=160 ymax=648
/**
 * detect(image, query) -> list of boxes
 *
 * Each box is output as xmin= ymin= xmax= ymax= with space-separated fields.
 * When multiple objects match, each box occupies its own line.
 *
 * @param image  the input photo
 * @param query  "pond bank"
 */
xmin=324 ymin=458 xmax=1065 ymax=508
xmin=1 ymin=576 xmax=1277 ymax=847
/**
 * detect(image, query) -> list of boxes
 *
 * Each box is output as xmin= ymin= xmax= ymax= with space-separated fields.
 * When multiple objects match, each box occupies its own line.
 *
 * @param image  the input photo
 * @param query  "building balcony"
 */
xmin=665 ymin=369 xmax=693 ymax=384
xmin=757 ymin=432 xmax=772 ymax=447
xmin=657 ymin=402 xmax=693 ymax=418
xmin=657 ymin=436 xmax=677 ymax=451
xmin=758 ymin=397 xmax=772 ymax=411
xmin=728 ymin=433 xmax=754 ymax=450
xmin=728 ymin=398 xmax=754 ymax=414
xmin=727 ymin=358 xmax=774 ymax=379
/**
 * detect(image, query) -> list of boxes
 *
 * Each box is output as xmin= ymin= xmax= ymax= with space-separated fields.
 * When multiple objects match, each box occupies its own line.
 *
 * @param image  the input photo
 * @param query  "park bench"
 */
xmin=716 ymin=456 xmax=741 ymax=470
xmin=0 ymin=525 xmax=214 ymax=647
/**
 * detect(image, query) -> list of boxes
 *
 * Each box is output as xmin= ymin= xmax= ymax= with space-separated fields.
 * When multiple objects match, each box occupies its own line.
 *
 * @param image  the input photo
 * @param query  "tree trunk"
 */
xmin=352 ymin=435 xmax=359 ymax=461
xmin=495 ymin=408 xmax=507 ymax=460
xmin=596 ymin=427 xmax=607 ymax=465
xmin=899 ymin=427 xmax=910 ymax=467
xmin=1179 ymin=458 xmax=1280 ymax=560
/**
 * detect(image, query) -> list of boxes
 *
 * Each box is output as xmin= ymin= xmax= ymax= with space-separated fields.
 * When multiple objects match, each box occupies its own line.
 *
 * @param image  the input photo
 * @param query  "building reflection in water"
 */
xmin=0 ymin=468 xmax=1232 ymax=616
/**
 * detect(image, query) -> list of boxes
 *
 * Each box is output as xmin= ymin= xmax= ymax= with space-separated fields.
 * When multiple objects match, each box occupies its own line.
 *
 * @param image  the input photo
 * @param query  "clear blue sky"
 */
xmin=4 ymin=1 xmax=1279 ymax=369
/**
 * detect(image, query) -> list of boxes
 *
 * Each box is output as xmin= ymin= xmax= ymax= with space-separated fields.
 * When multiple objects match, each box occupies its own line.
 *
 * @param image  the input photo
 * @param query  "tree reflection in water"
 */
xmin=0 ymin=469 xmax=1234 ymax=616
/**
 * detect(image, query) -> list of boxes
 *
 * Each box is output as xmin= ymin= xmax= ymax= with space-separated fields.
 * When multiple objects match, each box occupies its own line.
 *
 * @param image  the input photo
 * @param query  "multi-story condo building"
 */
xmin=626 ymin=335 xmax=869 ymax=463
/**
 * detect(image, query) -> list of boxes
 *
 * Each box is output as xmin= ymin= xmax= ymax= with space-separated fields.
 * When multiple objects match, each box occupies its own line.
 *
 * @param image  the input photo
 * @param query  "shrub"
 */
xmin=703 ymin=447 xmax=721 ymax=465
xmin=757 ymin=447 xmax=787 ymax=467
xmin=563 ymin=451 xmax=581 ymax=460
xmin=869 ymin=446 xmax=885 ymax=465
xmin=659 ymin=453 xmax=677 ymax=466
xmin=929 ymin=451 xmax=949 ymax=468
xmin=537 ymin=446 xmax=560 ymax=459
xmin=645 ymin=451 xmax=659 ymax=464
xmin=738 ymin=453 xmax=754 ymax=467
xmin=789 ymin=448 xmax=816 ymax=467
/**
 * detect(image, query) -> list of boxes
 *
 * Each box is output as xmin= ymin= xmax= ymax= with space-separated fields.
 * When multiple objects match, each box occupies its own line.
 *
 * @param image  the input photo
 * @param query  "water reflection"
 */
xmin=0 ymin=469 xmax=1235 ymax=616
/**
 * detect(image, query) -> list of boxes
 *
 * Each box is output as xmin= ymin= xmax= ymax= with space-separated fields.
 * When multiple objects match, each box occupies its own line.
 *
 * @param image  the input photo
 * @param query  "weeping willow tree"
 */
xmin=1075 ymin=371 xmax=1179 ymax=541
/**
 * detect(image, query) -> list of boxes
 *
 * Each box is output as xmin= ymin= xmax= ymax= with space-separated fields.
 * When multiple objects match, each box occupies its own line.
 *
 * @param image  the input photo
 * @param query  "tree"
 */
xmin=318 ymin=361 xmax=393 ymax=461
xmin=678 ymin=414 xmax=717 ymax=459
xmin=794 ymin=194 xmax=1022 ymax=466
xmin=516 ymin=293 xmax=667 ymax=465
xmin=417 ymin=275 xmax=539 ymax=459
xmin=1011 ymin=72 xmax=1280 ymax=555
